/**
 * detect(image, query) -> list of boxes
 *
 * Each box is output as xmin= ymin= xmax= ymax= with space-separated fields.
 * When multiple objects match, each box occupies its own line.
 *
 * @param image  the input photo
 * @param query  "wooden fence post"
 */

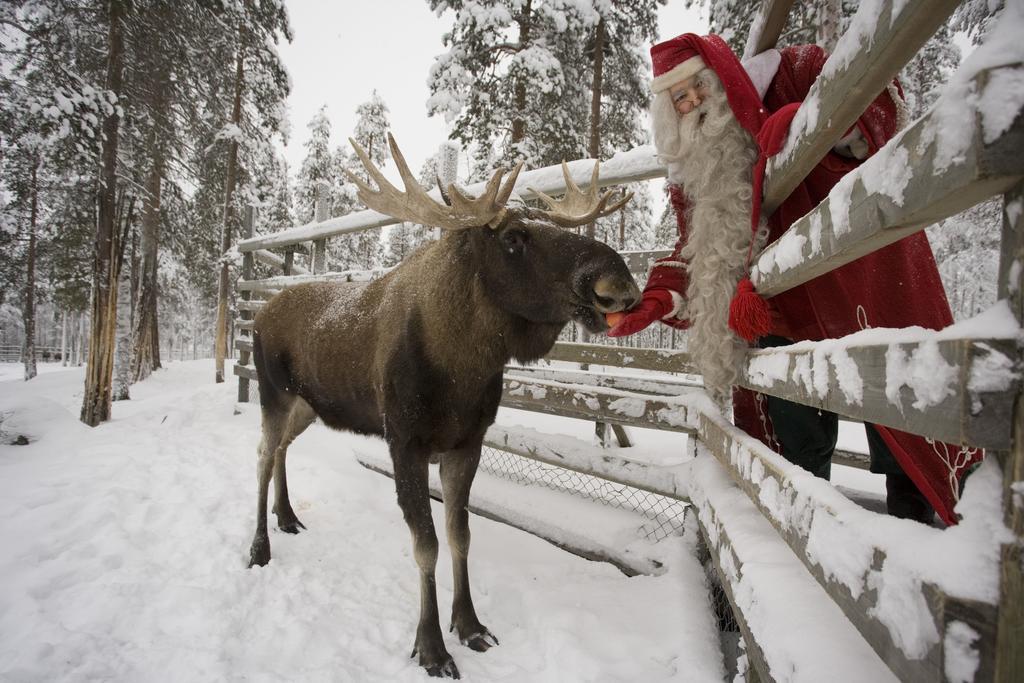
xmin=237 ymin=205 xmax=255 ymax=403
xmin=313 ymin=185 xmax=328 ymax=274
xmin=995 ymin=180 xmax=1023 ymax=682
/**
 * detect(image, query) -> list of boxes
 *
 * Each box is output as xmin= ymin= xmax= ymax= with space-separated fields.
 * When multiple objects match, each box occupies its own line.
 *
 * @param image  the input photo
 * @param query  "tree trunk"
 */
xmin=132 ymin=153 xmax=163 ymax=381
xmin=77 ymin=312 xmax=86 ymax=366
xmin=113 ymin=196 xmax=135 ymax=400
xmin=113 ymin=256 xmax=133 ymax=400
xmin=214 ymin=30 xmax=244 ymax=383
xmin=586 ymin=16 xmax=605 ymax=243
xmin=22 ymin=159 xmax=39 ymax=381
xmin=510 ymin=0 xmax=533 ymax=147
xmin=81 ymin=0 xmax=125 ymax=426
xmin=60 ymin=310 xmax=68 ymax=366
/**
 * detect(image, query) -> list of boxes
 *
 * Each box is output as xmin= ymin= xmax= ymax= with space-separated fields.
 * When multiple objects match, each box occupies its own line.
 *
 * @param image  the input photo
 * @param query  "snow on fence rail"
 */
xmin=231 ymin=1 xmax=1024 ymax=679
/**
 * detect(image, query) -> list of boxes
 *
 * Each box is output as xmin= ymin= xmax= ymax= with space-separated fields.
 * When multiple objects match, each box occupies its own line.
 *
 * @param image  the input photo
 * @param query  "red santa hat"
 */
xmin=651 ymin=46 xmax=706 ymax=93
xmin=649 ymin=33 xmax=785 ymax=342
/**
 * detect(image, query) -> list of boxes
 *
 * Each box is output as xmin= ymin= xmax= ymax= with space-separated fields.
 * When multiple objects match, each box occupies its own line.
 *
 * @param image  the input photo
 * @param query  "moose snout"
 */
xmin=592 ymin=275 xmax=641 ymax=313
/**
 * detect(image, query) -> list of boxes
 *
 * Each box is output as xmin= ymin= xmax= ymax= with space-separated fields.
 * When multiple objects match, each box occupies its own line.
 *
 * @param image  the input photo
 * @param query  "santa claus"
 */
xmin=609 ymin=33 xmax=980 ymax=526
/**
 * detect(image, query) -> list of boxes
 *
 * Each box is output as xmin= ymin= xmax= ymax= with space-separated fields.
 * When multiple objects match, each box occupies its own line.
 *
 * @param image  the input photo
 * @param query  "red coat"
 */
xmin=648 ymin=43 xmax=980 ymax=525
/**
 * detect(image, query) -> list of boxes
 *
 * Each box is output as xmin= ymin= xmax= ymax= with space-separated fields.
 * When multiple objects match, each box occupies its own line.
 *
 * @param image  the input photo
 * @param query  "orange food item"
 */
xmin=605 ymin=311 xmax=626 ymax=328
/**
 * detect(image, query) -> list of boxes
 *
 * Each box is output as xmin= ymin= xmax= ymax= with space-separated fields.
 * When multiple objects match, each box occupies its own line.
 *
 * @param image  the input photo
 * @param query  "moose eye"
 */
xmin=501 ymin=228 xmax=529 ymax=254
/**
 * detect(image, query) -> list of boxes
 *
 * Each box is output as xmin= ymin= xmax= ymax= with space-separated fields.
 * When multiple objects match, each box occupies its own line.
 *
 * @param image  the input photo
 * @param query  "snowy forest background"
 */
xmin=0 ymin=0 xmax=1004 ymax=424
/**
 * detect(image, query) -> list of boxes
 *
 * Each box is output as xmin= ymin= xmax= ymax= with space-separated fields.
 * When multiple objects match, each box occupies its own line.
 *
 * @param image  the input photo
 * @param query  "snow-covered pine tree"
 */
xmin=258 ymin=152 xmax=296 ymax=246
xmin=325 ymin=147 xmax=361 ymax=271
xmin=652 ymin=185 xmax=679 ymax=249
xmin=295 ymin=105 xmax=333 ymax=225
xmin=952 ymin=0 xmax=1005 ymax=45
xmin=345 ymin=91 xmax=391 ymax=270
xmin=428 ymin=0 xmax=598 ymax=171
xmin=383 ymin=222 xmax=412 ymax=268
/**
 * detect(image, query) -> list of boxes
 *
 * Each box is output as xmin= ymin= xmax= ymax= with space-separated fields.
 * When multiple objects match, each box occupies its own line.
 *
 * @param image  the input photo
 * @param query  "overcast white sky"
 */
xmin=275 ymin=0 xmax=708 ymax=183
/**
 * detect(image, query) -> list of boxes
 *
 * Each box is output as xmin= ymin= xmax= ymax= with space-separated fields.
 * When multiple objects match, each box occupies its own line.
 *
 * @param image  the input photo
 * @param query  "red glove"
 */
xmin=607 ymin=288 xmax=676 ymax=337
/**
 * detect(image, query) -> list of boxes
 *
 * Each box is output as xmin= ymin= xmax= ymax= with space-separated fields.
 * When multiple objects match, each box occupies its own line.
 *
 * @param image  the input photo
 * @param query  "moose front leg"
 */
xmin=392 ymin=446 xmax=459 ymax=679
xmin=440 ymin=447 xmax=498 ymax=653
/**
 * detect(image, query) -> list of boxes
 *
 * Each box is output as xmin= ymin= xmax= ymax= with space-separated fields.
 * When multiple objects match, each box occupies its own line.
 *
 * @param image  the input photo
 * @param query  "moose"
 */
xmin=248 ymin=133 xmax=640 ymax=678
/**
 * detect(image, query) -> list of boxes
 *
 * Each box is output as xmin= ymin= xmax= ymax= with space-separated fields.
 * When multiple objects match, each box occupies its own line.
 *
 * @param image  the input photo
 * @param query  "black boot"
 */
xmin=886 ymin=473 xmax=934 ymax=525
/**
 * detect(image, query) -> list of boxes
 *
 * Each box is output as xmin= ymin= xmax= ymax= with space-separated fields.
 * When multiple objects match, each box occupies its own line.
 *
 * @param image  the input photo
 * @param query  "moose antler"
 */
xmin=344 ymin=133 xmax=523 ymax=230
xmin=529 ymin=161 xmax=633 ymax=228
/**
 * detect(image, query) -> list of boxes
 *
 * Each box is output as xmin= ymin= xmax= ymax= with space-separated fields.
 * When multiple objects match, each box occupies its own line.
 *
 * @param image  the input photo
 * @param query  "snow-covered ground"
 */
xmin=0 ymin=360 xmax=727 ymax=682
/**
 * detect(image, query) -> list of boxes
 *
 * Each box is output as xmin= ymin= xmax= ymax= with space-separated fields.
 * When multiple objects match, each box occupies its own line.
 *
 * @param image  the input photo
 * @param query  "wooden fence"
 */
xmin=0 ymin=345 xmax=66 ymax=363
xmin=233 ymin=1 xmax=1023 ymax=680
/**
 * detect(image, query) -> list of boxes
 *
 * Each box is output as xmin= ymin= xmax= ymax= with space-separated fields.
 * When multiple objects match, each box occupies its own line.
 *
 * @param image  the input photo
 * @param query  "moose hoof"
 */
xmin=461 ymin=629 xmax=499 ymax=653
xmin=425 ymin=656 xmax=460 ymax=679
xmin=411 ymin=645 xmax=460 ymax=679
xmin=278 ymin=519 xmax=306 ymax=534
xmin=248 ymin=535 xmax=271 ymax=568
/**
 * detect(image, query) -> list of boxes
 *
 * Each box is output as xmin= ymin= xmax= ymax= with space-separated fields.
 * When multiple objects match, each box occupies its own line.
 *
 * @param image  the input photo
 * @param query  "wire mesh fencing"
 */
xmin=479 ymin=444 xmax=687 ymax=543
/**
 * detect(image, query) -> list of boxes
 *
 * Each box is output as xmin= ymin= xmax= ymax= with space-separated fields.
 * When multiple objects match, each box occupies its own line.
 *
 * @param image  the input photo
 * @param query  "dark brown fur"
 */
xmin=248 ymin=212 xmax=639 ymax=678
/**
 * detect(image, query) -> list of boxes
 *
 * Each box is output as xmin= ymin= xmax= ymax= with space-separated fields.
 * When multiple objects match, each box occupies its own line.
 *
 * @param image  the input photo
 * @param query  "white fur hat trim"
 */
xmin=740 ymin=49 xmax=781 ymax=100
xmin=651 ymin=56 xmax=707 ymax=93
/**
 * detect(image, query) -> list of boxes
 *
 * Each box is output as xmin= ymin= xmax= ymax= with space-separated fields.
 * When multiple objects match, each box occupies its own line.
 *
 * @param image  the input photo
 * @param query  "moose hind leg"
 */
xmin=441 ymin=447 xmax=498 ymax=652
xmin=249 ymin=409 xmax=284 ymax=567
xmin=393 ymin=447 xmax=459 ymax=679
xmin=272 ymin=398 xmax=316 ymax=533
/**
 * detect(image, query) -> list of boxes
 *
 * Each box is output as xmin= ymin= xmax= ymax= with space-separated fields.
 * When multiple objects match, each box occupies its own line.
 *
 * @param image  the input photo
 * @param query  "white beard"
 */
xmin=652 ymin=70 xmax=765 ymax=404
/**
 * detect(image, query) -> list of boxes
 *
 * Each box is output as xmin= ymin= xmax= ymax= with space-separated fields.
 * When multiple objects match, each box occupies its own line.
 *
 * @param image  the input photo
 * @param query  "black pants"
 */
xmin=757 ymin=336 xmax=931 ymax=521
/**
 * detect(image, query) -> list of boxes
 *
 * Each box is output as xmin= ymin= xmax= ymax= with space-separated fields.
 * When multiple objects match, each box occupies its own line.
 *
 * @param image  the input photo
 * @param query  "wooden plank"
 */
xmin=742 ymin=0 xmax=796 ymax=59
xmin=253 ymin=249 xmax=310 ymax=275
xmin=235 ymin=319 xmax=255 ymax=331
xmin=996 ymin=181 xmax=1024 ymax=683
xmin=237 ymin=268 xmax=389 ymax=293
xmin=235 ymin=339 xmax=252 ymax=354
xmin=232 ymin=363 xmax=256 ymax=381
xmin=483 ymin=424 xmax=692 ymax=502
xmin=313 ymin=192 xmax=328 ymax=274
xmin=736 ymin=337 xmax=1019 ymax=451
xmin=544 ymin=341 xmax=698 ymax=375
xmin=754 ymin=64 xmax=1024 ymax=299
xmin=237 ymin=206 xmax=255 ymax=404
xmin=698 ymin=411 xmax=999 ymax=683
xmin=833 ymin=448 xmax=870 ymax=471
xmin=238 ymin=146 xmax=666 ymax=252
xmin=237 ymin=300 xmax=266 ymax=312
xmin=609 ymin=424 xmax=632 ymax=448
xmin=504 ymin=365 xmax=700 ymax=395
xmin=312 ymin=239 xmax=326 ymax=274
xmin=501 ymin=376 xmax=699 ymax=434
xmin=762 ymin=0 xmax=961 ymax=216
xmin=690 ymin=504 xmax=775 ymax=683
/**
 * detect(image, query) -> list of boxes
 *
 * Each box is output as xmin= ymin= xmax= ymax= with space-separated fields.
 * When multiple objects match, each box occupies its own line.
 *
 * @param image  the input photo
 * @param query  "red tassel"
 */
xmin=728 ymin=278 xmax=772 ymax=342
